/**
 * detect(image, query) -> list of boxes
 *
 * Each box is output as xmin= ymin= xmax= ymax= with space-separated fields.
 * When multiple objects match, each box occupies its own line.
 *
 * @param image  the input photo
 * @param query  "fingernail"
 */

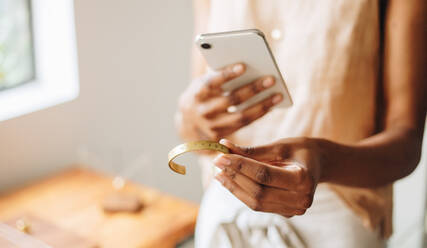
xmin=227 ymin=105 xmax=237 ymax=113
xmin=272 ymin=94 xmax=283 ymax=104
xmin=219 ymin=139 xmax=228 ymax=145
xmin=219 ymin=139 xmax=235 ymax=150
xmin=213 ymin=154 xmax=231 ymax=169
xmin=262 ymin=77 xmax=274 ymax=88
xmin=233 ymin=64 xmax=244 ymax=74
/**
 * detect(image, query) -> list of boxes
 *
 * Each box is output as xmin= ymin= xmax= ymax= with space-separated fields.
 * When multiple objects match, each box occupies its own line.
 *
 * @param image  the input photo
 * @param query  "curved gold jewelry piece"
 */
xmin=168 ymin=141 xmax=230 ymax=175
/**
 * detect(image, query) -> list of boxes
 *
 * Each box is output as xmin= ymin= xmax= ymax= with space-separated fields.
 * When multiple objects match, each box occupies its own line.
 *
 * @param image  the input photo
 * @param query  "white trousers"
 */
xmin=195 ymin=181 xmax=385 ymax=248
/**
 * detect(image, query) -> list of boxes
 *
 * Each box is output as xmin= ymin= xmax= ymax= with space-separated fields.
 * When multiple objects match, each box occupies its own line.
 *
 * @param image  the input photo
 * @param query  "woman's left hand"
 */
xmin=214 ymin=137 xmax=326 ymax=217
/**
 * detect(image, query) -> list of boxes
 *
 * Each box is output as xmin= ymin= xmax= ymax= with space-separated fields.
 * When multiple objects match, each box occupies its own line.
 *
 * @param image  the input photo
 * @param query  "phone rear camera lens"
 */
xmin=201 ymin=43 xmax=211 ymax=49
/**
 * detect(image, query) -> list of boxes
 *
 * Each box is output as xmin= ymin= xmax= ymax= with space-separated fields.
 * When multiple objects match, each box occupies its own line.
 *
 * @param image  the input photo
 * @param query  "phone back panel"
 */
xmin=195 ymin=29 xmax=292 ymax=110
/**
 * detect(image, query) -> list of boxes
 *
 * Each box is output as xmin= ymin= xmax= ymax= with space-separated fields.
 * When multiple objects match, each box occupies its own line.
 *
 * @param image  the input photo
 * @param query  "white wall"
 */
xmin=0 ymin=0 xmax=425 ymax=246
xmin=0 ymin=0 xmax=203 ymax=202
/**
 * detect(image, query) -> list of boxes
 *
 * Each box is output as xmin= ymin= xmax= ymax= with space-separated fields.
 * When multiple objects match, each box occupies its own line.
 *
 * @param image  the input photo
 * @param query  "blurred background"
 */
xmin=0 ymin=0 xmax=203 ymax=202
xmin=0 ymin=0 xmax=425 ymax=247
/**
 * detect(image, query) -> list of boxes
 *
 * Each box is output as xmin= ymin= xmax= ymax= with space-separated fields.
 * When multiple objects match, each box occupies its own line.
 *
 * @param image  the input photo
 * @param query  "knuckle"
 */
xmin=253 ymin=186 xmax=264 ymax=201
xmin=305 ymin=179 xmax=315 ymax=193
xmin=209 ymin=123 xmax=221 ymax=132
xmin=197 ymin=107 xmax=209 ymax=118
xmin=211 ymin=133 xmax=221 ymax=142
xmin=277 ymin=144 xmax=291 ymax=159
xmin=294 ymin=168 xmax=305 ymax=183
xmin=194 ymin=91 xmax=206 ymax=102
xmin=224 ymin=167 xmax=236 ymax=179
xmin=207 ymin=81 xmax=216 ymax=90
xmin=238 ymin=113 xmax=251 ymax=127
xmin=233 ymin=158 xmax=243 ymax=172
xmin=265 ymin=95 xmax=275 ymax=106
xmin=255 ymin=166 xmax=271 ymax=184
xmin=300 ymin=194 xmax=313 ymax=209
xmin=298 ymin=137 xmax=311 ymax=145
xmin=243 ymin=146 xmax=255 ymax=155
xmin=201 ymin=111 xmax=212 ymax=119
xmin=227 ymin=93 xmax=240 ymax=105
xmin=223 ymin=179 xmax=235 ymax=193
xmin=298 ymin=173 xmax=315 ymax=193
xmin=209 ymin=124 xmax=219 ymax=133
xmin=249 ymin=200 xmax=262 ymax=211
xmin=261 ymin=98 xmax=275 ymax=112
xmin=251 ymin=81 xmax=261 ymax=93
xmin=295 ymin=209 xmax=306 ymax=216
xmin=207 ymin=128 xmax=222 ymax=141
xmin=261 ymin=102 xmax=270 ymax=112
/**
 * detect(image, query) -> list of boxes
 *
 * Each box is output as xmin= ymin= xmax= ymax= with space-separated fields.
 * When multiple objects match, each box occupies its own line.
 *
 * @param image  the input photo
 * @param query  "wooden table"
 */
xmin=0 ymin=168 xmax=198 ymax=248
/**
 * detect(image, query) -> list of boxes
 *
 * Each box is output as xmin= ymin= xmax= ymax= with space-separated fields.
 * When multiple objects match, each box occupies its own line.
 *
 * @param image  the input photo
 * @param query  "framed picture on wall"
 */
xmin=0 ymin=0 xmax=79 ymax=121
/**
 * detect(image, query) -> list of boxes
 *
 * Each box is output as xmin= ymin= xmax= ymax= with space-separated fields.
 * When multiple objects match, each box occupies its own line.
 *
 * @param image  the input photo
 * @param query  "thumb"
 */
xmin=219 ymin=139 xmax=278 ymax=162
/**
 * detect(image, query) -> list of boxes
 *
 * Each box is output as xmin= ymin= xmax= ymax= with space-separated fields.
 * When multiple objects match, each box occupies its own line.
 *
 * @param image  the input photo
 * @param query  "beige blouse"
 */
xmin=202 ymin=0 xmax=392 ymax=238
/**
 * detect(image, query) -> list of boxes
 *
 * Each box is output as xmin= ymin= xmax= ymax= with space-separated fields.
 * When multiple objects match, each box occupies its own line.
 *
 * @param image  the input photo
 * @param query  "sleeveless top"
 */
xmin=202 ymin=0 xmax=393 ymax=238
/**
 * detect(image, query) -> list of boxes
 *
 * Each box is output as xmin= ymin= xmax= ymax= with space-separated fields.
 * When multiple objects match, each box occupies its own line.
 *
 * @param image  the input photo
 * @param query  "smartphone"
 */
xmin=195 ymin=29 xmax=292 ymax=111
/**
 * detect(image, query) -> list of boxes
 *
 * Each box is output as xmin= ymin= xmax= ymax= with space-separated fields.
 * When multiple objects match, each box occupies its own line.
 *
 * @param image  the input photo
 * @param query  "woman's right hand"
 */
xmin=177 ymin=63 xmax=283 ymax=141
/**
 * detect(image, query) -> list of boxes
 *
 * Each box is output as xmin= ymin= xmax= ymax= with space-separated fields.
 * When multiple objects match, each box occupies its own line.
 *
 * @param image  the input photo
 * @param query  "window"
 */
xmin=0 ymin=0 xmax=35 ymax=90
xmin=0 ymin=0 xmax=79 ymax=121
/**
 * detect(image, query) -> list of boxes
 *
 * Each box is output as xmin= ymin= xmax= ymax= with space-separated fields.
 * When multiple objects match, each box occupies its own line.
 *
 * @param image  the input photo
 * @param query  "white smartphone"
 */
xmin=195 ymin=29 xmax=292 ymax=110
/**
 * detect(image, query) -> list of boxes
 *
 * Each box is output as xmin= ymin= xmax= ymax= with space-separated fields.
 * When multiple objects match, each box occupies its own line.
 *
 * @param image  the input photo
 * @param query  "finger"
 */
xmin=236 ymin=93 xmax=283 ymax=128
xmin=216 ymin=172 xmax=301 ymax=215
xmin=227 ymin=76 xmax=275 ymax=106
xmin=219 ymin=139 xmax=282 ymax=162
xmin=222 ymin=167 xmax=313 ymax=209
xmin=197 ymin=97 xmax=230 ymax=119
xmin=230 ymin=93 xmax=283 ymax=132
xmin=200 ymin=76 xmax=276 ymax=119
xmin=196 ymin=63 xmax=245 ymax=101
xmin=210 ymin=94 xmax=283 ymax=136
xmin=214 ymin=153 xmax=304 ymax=190
xmin=215 ymin=171 xmax=259 ymax=210
xmin=261 ymin=202 xmax=306 ymax=216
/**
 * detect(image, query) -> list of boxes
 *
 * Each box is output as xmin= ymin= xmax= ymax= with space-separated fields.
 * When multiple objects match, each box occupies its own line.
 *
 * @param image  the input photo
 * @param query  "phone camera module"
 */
xmin=201 ymin=43 xmax=211 ymax=49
